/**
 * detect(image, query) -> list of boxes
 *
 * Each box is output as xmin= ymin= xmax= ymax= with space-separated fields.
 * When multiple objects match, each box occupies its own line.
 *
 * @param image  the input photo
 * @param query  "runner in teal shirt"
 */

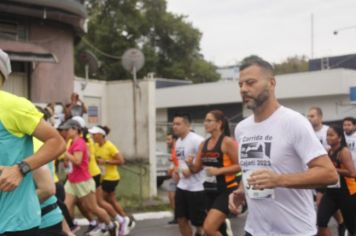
xmin=0 ymin=91 xmax=43 ymax=234
xmin=0 ymin=49 xmax=66 ymax=235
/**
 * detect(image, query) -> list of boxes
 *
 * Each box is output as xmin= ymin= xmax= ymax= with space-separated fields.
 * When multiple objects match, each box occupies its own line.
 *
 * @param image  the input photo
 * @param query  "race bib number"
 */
xmin=243 ymin=170 xmax=274 ymax=199
xmin=203 ymin=169 xmax=218 ymax=191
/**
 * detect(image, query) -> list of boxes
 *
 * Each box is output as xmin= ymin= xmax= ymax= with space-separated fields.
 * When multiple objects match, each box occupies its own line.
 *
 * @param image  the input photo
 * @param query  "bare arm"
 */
xmin=0 ymin=120 xmax=65 ymax=192
xmin=65 ymin=151 xmax=83 ymax=166
xmin=338 ymin=148 xmax=356 ymax=177
xmin=228 ymin=179 xmax=245 ymax=214
xmin=33 ymin=165 xmax=55 ymax=203
xmin=217 ymin=137 xmax=240 ymax=175
xmin=249 ymin=155 xmax=338 ymax=189
xmin=186 ymin=143 xmax=203 ymax=173
xmin=27 ymin=120 xmax=66 ymax=170
xmin=106 ymin=152 xmax=125 ymax=165
xmin=79 ymin=98 xmax=88 ymax=114
xmin=279 ymin=155 xmax=338 ymax=188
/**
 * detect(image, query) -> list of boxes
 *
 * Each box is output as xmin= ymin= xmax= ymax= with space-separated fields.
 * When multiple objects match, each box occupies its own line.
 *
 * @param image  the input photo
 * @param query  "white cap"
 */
xmin=89 ymin=126 xmax=106 ymax=135
xmin=72 ymin=116 xmax=86 ymax=128
xmin=0 ymin=49 xmax=11 ymax=80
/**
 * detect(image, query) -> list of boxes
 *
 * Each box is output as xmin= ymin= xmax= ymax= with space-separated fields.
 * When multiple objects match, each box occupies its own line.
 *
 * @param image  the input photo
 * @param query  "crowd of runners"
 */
xmin=0 ymin=50 xmax=135 ymax=236
xmin=0 ymin=49 xmax=356 ymax=236
xmin=162 ymin=58 xmax=356 ymax=236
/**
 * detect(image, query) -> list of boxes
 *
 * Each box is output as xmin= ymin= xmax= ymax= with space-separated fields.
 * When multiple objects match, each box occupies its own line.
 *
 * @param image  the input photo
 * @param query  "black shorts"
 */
xmin=93 ymin=174 xmax=101 ymax=188
xmin=1 ymin=227 xmax=38 ymax=236
xmin=102 ymin=180 xmax=119 ymax=193
xmin=205 ymin=188 xmax=236 ymax=215
xmin=38 ymin=222 xmax=67 ymax=236
xmin=317 ymin=189 xmax=356 ymax=234
xmin=175 ymin=188 xmax=207 ymax=227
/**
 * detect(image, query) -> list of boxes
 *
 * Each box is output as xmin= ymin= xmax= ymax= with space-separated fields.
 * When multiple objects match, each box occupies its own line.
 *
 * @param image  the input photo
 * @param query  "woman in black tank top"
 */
xmin=186 ymin=110 xmax=240 ymax=236
xmin=317 ymin=125 xmax=356 ymax=236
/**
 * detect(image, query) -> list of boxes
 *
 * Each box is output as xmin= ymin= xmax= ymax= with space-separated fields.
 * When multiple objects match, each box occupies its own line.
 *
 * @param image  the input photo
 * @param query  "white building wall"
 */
xmin=75 ymin=78 xmax=108 ymax=126
xmin=106 ymin=80 xmax=156 ymax=196
xmin=75 ymin=78 xmax=157 ymax=197
xmin=279 ymin=95 xmax=355 ymax=122
xmin=74 ymin=69 xmax=356 ymax=197
xmin=158 ymin=69 xmax=356 ymax=122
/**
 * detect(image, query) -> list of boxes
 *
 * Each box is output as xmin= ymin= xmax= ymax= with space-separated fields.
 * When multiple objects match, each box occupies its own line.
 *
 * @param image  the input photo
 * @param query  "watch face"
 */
xmin=20 ymin=162 xmax=31 ymax=175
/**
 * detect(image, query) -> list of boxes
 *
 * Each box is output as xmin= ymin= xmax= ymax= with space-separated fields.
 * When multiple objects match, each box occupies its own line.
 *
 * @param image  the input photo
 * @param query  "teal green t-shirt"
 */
xmin=0 ymin=91 xmax=42 ymax=233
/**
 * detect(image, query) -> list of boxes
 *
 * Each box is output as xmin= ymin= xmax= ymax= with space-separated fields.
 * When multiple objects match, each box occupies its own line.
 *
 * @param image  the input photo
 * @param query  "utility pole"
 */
xmin=310 ymin=13 xmax=314 ymax=59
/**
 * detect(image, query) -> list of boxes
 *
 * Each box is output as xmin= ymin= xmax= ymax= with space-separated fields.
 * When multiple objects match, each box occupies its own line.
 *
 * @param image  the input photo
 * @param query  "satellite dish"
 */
xmin=121 ymin=48 xmax=145 ymax=73
xmin=79 ymin=50 xmax=100 ymax=76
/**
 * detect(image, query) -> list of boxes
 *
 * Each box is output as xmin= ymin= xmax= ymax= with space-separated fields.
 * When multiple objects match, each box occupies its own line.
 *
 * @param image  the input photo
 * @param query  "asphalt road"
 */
xmin=76 ymin=213 xmax=246 ymax=236
xmin=76 ymin=211 xmax=340 ymax=236
xmin=75 ymin=182 xmax=339 ymax=236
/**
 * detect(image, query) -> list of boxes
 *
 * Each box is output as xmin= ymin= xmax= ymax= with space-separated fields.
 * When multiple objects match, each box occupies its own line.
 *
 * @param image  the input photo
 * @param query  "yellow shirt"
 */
xmin=94 ymin=140 xmax=120 ymax=181
xmin=53 ymin=160 xmax=59 ymax=183
xmin=87 ymin=134 xmax=101 ymax=177
xmin=0 ymin=91 xmax=42 ymax=138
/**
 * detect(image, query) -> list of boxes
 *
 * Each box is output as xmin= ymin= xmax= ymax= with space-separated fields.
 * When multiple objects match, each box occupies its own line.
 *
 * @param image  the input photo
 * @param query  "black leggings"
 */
xmin=0 ymin=227 xmax=38 ymax=236
xmin=317 ymin=189 xmax=356 ymax=234
xmin=55 ymin=182 xmax=74 ymax=228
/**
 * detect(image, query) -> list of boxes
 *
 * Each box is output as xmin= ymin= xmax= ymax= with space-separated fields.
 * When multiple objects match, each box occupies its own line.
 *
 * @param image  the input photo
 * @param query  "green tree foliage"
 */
xmin=239 ymin=55 xmax=308 ymax=75
xmin=273 ymin=56 xmax=308 ymax=75
xmin=75 ymin=0 xmax=220 ymax=83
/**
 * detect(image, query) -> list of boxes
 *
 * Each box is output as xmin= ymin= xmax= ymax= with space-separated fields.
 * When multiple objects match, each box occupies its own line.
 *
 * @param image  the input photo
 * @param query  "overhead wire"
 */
xmin=81 ymin=37 xmax=121 ymax=60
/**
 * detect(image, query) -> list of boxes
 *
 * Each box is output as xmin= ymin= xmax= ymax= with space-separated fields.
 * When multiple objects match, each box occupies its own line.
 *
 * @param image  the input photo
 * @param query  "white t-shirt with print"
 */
xmin=235 ymin=106 xmax=327 ymax=236
xmin=345 ymin=132 xmax=356 ymax=167
xmin=314 ymin=124 xmax=330 ymax=150
xmin=176 ymin=132 xmax=205 ymax=191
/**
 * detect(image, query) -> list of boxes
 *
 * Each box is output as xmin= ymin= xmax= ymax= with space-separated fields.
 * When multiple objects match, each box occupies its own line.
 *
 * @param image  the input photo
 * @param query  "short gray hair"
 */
xmin=240 ymin=57 xmax=274 ymax=75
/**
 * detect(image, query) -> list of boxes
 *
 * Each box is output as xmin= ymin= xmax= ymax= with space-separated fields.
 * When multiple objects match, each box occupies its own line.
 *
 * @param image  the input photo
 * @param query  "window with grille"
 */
xmin=0 ymin=19 xmax=26 ymax=40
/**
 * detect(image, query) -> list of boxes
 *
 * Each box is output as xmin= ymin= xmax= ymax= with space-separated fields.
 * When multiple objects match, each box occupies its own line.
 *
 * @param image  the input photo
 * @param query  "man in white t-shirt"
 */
xmin=307 ymin=107 xmax=330 ymax=150
xmin=172 ymin=113 xmax=205 ymax=236
xmin=228 ymin=57 xmax=338 ymax=236
xmin=343 ymin=116 xmax=356 ymax=166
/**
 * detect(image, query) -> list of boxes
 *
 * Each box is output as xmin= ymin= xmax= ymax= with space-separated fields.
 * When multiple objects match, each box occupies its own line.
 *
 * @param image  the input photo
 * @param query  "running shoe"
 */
xmin=88 ymin=228 xmax=108 ymax=236
xmin=85 ymin=224 xmax=98 ymax=235
xmin=123 ymin=216 xmax=131 ymax=235
xmin=118 ymin=217 xmax=127 ymax=236
xmin=128 ymin=216 xmax=136 ymax=232
xmin=108 ymin=221 xmax=119 ymax=236
xmin=70 ymin=224 xmax=81 ymax=233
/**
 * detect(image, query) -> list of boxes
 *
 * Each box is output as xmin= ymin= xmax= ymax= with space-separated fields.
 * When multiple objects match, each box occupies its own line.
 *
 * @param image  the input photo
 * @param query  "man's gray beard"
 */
xmin=246 ymin=89 xmax=269 ymax=110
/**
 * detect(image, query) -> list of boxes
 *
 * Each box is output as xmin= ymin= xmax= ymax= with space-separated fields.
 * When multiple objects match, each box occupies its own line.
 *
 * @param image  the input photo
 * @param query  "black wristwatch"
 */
xmin=18 ymin=161 xmax=31 ymax=176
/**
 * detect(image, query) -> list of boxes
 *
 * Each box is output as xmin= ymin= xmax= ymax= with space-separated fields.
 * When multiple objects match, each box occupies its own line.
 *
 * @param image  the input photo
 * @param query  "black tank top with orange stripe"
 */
xmin=328 ymin=147 xmax=356 ymax=195
xmin=201 ymin=134 xmax=238 ymax=192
